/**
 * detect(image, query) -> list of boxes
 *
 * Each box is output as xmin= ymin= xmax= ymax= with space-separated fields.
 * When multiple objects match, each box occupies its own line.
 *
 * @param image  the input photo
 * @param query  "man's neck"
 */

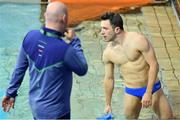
xmin=45 ymin=24 xmax=64 ymax=33
xmin=113 ymin=31 xmax=126 ymax=46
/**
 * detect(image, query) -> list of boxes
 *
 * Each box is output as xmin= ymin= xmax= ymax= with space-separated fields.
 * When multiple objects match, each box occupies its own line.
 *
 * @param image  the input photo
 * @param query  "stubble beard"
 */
xmin=105 ymin=33 xmax=116 ymax=42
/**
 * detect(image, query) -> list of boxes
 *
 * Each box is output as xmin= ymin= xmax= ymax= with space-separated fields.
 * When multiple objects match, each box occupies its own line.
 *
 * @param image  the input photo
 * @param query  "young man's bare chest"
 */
xmin=104 ymin=43 xmax=141 ymax=65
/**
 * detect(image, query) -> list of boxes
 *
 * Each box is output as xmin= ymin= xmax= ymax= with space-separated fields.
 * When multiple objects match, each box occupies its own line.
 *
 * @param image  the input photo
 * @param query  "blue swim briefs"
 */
xmin=125 ymin=81 xmax=161 ymax=98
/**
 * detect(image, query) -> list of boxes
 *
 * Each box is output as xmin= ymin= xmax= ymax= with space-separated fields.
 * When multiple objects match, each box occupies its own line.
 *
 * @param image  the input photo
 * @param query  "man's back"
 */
xmin=6 ymin=26 xmax=87 ymax=119
xmin=24 ymin=27 xmax=71 ymax=118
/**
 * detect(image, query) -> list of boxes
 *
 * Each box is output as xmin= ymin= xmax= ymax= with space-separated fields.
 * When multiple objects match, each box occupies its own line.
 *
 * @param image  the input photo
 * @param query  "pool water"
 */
xmin=0 ymin=3 xmax=41 ymax=119
xmin=0 ymin=3 xmax=126 ymax=119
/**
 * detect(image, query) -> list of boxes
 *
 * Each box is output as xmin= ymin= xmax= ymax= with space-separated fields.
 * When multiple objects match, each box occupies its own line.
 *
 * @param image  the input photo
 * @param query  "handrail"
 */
xmin=171 ymin=0 xmax=180 ymax=27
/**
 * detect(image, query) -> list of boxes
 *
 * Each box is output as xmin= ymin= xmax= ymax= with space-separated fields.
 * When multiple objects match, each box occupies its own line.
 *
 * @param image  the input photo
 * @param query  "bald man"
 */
xmin=2 ymin=2 xmax=88 ymax=119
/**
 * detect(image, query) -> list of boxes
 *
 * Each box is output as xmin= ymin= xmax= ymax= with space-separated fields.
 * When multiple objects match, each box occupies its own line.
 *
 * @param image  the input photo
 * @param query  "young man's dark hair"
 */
xmin=101 ymin=12 xmax=124 ymax=30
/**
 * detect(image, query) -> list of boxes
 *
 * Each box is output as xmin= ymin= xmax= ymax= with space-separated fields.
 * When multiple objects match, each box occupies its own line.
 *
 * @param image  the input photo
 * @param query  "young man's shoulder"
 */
xmin=102 ymin=45 xmax=111 ymax=63
xmin=127 ymin=32 xmax=148 ymax=43
xmin=128 ymin=32 xmax=145 ymax=38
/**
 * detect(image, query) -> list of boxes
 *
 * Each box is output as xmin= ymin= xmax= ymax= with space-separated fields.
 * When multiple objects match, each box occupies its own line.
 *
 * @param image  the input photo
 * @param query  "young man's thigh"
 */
xmin=124 ymin=93 xmax=142 ymax=118
xmin=152 ymin=89 xmax=173 ymax=119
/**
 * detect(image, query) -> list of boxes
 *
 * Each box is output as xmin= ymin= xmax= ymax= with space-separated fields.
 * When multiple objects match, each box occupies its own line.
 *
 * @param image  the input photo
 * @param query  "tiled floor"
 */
xmin=141 ymin=5 xmax=180 ymax=118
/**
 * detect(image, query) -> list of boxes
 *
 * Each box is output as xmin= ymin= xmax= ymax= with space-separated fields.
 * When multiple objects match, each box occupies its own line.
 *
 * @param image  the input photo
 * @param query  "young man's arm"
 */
xmin=103 ymin=50 xmax=115 ymax=113
xmin=104 ymin=62 xmax=114 ymax=113
xmin=138 ymin=36 xmax=159 ymax=108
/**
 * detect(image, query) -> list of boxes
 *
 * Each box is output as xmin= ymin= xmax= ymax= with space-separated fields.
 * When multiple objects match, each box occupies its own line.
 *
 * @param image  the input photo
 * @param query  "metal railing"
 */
xmin=171 ymin=0 xmax=180 ymax=26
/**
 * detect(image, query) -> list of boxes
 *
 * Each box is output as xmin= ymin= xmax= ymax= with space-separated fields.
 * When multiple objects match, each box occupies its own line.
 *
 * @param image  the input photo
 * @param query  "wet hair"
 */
xmin=101 ymin=12 xmax=124 ymax=30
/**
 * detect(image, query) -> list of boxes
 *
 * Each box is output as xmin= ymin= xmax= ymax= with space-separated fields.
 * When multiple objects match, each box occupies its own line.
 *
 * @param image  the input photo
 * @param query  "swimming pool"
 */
xmin=0 ymin=2 xmax=41 ymax=119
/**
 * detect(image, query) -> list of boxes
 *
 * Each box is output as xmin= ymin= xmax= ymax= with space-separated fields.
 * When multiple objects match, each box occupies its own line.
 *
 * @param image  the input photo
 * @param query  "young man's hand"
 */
xmin=104 ymin=104 xmax=112 ymax=113
xmin=141 ymin=92 xmax=152 ymax=108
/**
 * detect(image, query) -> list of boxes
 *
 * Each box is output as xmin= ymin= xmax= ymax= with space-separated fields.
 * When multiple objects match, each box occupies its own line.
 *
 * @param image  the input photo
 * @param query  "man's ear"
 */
xmin=62 ymin=14 xmax=67 ymax=24
xmin=114 ymin=27 xmax=121 ymax=34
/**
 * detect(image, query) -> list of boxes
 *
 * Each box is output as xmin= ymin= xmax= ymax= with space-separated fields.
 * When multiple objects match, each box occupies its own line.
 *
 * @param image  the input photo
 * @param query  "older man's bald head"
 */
xmin=46 ymin=1 xmax=67 ymax=16
xmin=45 ymin=1 xmax=68 ymax=24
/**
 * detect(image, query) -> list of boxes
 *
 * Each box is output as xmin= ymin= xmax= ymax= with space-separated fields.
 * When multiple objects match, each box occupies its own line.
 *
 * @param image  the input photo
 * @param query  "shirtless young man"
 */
xmin=100 ymin=12 xmax=173 ymax=119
